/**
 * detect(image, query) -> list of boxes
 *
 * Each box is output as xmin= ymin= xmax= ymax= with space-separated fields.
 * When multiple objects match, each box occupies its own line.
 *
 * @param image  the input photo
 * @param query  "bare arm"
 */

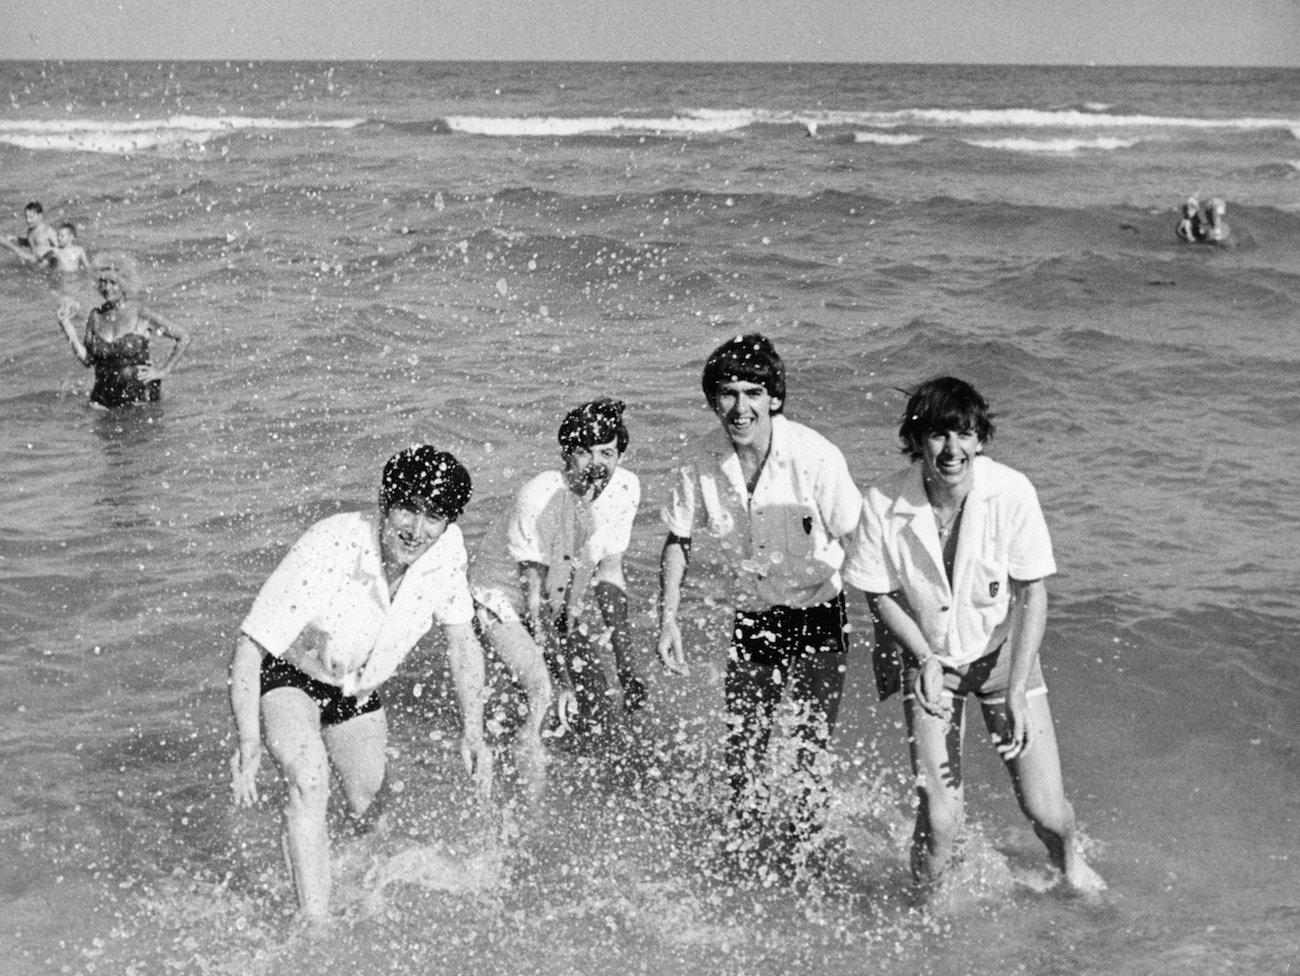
xmin=442 ymin=621 xmax=493 ymax=795
xmin=519 ymin=560 xmax=574 ymax=694
xmin=655 ymin=534 xmax=690 ymax=675
xmin=137 ymin=309 xmax=191 ymax=381
xmin=998 ymin=577 xmax=1048 ymax=760
xmin=228 ymin=634 xmax=265 ymax=806
xmin=55 ymin=298 xmax=91 ymax=365
xmin=1 ymin=237 xmax=38 ymax=264
xmin=867 ymin=591 xmax=949 ymax=719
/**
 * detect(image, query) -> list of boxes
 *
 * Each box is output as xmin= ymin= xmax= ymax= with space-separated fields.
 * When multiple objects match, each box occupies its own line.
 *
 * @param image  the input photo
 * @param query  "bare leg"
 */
xmin=262 ymin=688 xmax=334 ymax=921
xmin=904 ymin=694 xmax=967 ymax=887
xmin=982 ymin=694 xmax=1105 ymax=895
xmin=322 ymin=708 xmax=388 ymax=829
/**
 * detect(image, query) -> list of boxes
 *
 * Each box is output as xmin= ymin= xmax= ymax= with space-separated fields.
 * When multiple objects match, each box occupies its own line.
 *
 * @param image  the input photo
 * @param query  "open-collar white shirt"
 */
xmin=662 ymin=413 xmax=862 ymax=611
xmin=241 ymin=510 xmax=474 ymax=696
xmin=844 ymin=455 xmax=1056 ymax=668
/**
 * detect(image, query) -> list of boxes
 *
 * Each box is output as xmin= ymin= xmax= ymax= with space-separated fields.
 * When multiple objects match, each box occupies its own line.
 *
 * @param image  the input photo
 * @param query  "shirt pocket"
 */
xmin=759 ymin=502 xmax=819 ymax=571
xmin=968 ymin=557 xmax=1008 ymax=609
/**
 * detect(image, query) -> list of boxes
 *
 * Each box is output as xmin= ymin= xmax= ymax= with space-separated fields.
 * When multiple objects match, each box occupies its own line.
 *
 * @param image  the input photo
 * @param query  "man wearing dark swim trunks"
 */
xmin=229 ymin=446 xmax=493 ymax=923
xmin=656 ymin=334 xmax=861 ymax=845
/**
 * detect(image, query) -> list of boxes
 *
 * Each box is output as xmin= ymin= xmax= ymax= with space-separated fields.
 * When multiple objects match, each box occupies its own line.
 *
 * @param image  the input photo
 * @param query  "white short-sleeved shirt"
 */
xmin=470 ymin=467 xmax=640 ymax=621
xmin=843 ymin=455 xmax=1056 ymax=668
xmin=661 ymin=414 xmax=862 ymax=611
xmin=241 ymin=510 xmax=475 ymax=695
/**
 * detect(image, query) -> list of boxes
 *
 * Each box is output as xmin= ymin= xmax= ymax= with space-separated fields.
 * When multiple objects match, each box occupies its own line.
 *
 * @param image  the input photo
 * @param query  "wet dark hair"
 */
xmin=898 ymin=377 xmax=996 ymax=460
xmin=701 ymin=333 xmax=786 ymax=413
xmin=379 ymin=445 xmax=473 ymax=522
xmin=25 ymin=202 xmax=43 ymax=214
xmin=558 ymin=398 xmax=629 ymax=454
xmin=58 ymin=222 xmax=77 ymax=236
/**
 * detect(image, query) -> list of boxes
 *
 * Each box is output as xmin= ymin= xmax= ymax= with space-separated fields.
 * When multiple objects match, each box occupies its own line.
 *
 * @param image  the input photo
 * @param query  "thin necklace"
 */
xmin=934 ymin=497 xmax=966 ymax=540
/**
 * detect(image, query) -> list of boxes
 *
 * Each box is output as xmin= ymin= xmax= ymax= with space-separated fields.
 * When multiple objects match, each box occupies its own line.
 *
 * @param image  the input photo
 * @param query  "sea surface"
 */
xmin=1 ymin=61 xmax=1298 ymax=976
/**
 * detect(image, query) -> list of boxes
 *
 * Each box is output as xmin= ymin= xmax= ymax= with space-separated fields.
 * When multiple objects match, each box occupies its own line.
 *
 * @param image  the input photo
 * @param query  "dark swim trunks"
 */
xmin=730 ymin=593 xmax=848 ymax=669
xmin=260 ymin=653 xmax=383 ymax=727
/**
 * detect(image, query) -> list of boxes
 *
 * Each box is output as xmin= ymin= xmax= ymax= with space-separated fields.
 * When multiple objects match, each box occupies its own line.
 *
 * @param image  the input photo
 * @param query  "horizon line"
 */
xmin=1 ymin=57 xmax=1297 ymax=69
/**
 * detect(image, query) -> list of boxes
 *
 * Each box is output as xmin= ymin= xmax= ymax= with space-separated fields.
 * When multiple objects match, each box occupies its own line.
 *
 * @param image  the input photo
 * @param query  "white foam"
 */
xmin=445 ymin=113 xmax=750 ymax=137
xmin=897 ymin=107 xmax=1299 ymax=130
xmin=0 ymin=115 xmax=364 ymax=154
xmin=445 ymin=105 xmax=1300 ymax=141
xmin=853 ymin=131 xmax=924 ymax=146
xmin=364 ymin=843 xmax=505 ymax=895
xmin=964 ymin=135 xmax=1142 ymax=154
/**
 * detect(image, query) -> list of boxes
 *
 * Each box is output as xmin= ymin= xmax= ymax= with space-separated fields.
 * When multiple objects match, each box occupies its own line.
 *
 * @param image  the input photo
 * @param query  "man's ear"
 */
xmin=770 ymin=397 xmax=783 ymax=413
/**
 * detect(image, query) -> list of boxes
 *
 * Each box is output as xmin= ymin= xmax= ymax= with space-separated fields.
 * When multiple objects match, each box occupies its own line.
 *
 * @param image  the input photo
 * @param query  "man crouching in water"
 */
xmin=229 ymin=446 xmax=493 ymax=924
xmin=471 ymin=399 xmax=646 ymax=750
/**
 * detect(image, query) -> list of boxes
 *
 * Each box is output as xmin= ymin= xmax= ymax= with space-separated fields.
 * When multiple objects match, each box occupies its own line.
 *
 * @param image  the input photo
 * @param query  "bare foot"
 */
xmin=1063 ymin=851 xmax=1107 ymax=899
xmin=513 ymin=734 xmax=549 ymax=800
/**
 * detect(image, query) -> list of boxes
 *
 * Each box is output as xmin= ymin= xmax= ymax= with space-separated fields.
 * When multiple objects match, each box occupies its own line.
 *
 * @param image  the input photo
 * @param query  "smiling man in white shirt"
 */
xmin=472 ymin=398 xmax=644 ymax=750
xmin=845 ymin=376 xmax=1105 ymax=897
xmin=228 ymin=446 xmax=493 ymax=924
xmin=656 ymin=334 xmax=861 ymax=844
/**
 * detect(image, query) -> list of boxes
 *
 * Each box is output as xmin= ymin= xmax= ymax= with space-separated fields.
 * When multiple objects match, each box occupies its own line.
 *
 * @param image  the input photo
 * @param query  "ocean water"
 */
xmin=1 ymin=61 xmax=1298 ymax=975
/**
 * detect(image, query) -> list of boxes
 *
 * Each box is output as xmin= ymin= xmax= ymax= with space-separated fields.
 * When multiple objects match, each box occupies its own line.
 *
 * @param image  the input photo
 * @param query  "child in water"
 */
xmin=1175 ymin=197 xmax=1200 ymax=243
xmin=1195 ymin=198 xmax=1230 ymax=243
xmin=1176 ymin=196 xmax=1231 ymax=245
xmin=42 ymin=223 xmax=92 ymax=273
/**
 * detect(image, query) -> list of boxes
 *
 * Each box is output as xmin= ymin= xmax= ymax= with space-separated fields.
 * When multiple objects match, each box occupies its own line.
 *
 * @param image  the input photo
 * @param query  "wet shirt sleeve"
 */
xmin=589 ymin=469 xmax=640 ymax=563
xmin=660 ymin=461 xmax=697 ymax=539
xmin=815 ymin=441 xmax=863 ymax=540
xmin=842 ymin=490 xmax=900 ymax=594
xmin=422 ymin=527 xmax=477 ymax=627
xmin=1006 ymin=478 xmax=1056 ymax=581
xmin=240 ymin=517 xmax=349 ymax=657
xmin=506 ymin=472 xmax=562 ymax=566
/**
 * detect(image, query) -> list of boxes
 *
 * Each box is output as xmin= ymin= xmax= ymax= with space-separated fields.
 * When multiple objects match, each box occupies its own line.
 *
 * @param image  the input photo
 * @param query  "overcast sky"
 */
xmin=3 ymin=0 xmax=1298 ymax=65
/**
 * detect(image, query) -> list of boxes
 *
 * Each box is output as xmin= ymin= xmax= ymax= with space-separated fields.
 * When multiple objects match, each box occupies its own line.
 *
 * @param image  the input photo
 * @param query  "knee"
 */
xmin=916 ymin=787 xmax=962 ymax=846
xmin=1023 ymin=792 xmax=1076 ymax=837
xmin=282 ymin=756 xmax=330 ymax=812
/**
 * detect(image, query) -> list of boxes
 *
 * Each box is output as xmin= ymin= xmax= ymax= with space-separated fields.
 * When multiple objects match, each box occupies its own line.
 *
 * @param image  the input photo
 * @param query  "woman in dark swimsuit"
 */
xmin=55 ymin=252 xmax=190 ymax=408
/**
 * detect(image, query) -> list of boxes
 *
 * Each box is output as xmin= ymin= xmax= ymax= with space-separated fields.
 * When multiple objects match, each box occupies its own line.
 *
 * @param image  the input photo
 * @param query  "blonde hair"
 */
xmin=92 ymin=251 xmax=141 ymax=298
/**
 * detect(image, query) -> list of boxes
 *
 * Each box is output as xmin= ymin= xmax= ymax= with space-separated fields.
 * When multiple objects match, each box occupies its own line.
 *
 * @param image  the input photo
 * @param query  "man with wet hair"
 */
xmin=657 ymin=334 xmax=862 ymax=840
xmin=471 ymin=398 xmax=645 ymax=741
xmin=846 ymin=376 xmax=1105 ymax=896
xmin=229 ymin=445 xmax=493 ymax=924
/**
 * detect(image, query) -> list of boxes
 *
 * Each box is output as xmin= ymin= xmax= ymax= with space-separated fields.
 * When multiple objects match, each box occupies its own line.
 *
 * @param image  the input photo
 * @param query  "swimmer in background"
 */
xmin=1175 ymin=197 xmax=1200 ymax=243
xmin=1195 ymin=197 xmax=1230 ymax=244
xmin=2 ymin=201 xmax=58 ymax=264
xmin=41 ymin=223 xmax=92 ymax=274
xmin=55 ymin=251 xmax=190 ymax=408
